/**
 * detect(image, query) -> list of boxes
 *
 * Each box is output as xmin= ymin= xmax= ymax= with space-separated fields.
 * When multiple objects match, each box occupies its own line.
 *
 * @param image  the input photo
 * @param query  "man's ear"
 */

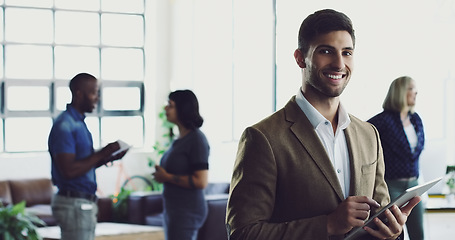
xmin=293 ymin=49 xmax=306 ymax=68
xmin=74 ymin=89 xmax=83 ymax=101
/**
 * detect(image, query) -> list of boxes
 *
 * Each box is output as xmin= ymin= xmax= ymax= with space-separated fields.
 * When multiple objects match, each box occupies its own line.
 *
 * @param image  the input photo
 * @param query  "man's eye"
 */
xmin=343 ymin=51 xmax=353 ymax=56
xmin=319 ymin=49 xmax=331 ymax=54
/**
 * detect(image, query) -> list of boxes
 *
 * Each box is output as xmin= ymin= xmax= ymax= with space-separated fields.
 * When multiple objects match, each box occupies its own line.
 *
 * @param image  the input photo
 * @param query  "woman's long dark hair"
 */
xmin=169 ymin=90 xmax=203 ymax=130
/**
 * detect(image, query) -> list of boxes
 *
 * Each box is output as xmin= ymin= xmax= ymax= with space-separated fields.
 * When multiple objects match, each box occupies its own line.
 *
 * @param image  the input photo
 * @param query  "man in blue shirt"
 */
xmin=48 ymin=73 xmax=127 ymax=240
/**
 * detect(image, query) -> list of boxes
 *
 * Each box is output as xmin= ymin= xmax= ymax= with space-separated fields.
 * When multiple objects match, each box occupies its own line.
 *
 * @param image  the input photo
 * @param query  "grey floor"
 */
xmin=421 ymin=212 xmax=455 ymax=239
xmin=399 ymin=211 xmax=455 ymax=239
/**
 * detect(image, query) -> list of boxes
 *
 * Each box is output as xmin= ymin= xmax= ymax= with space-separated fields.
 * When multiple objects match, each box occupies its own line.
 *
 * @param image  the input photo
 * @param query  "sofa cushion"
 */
xmin=97 ymin=197 xmax=114 ymax=223
xmin=9 ymin=178 xmax=53 ymax=206
xmin=0 ymin=180 xmax=13 ymax=206
xmin=144 ymin=193 xmax=164 ymax=216
xmin=25 ymin=204 xmax=54 ymax=226
xmin=197 ymin=194 xmax=229 ymax=240
xmin=204 ymin=183 xmax=230 ymax=195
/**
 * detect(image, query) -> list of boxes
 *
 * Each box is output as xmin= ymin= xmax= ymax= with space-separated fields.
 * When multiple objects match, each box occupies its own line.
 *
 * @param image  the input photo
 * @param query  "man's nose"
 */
xmin=331 ymin=53 xmax=345 ymax=70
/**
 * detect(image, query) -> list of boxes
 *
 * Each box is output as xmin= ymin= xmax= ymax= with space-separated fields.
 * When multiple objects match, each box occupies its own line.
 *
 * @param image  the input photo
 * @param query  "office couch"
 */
xmin=0 ymin=178 xmax=114 ymax=226
xmin=127 ymin=182 xmax=230 ymax=240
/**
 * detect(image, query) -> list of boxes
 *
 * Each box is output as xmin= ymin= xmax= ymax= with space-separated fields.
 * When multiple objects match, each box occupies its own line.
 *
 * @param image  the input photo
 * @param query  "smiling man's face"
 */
xmin=300 ymin=30 xmax=354 ymax=98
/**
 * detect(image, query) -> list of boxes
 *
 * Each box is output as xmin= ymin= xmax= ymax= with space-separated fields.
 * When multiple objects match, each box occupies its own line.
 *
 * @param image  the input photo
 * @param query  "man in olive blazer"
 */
xmin=226 ymin=96 xmax=389 ymax=239
xmin=226 ymin=9 xmax=419 ymax=240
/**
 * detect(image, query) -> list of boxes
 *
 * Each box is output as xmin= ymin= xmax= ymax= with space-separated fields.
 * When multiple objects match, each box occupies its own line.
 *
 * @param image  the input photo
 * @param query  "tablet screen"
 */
xmin=344 ymin=176 xmax=442 ymax=240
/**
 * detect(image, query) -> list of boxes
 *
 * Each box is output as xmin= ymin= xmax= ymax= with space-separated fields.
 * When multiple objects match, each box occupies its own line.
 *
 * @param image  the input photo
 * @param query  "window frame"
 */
xmin=0 ymin=1 xmax=147 ymax=153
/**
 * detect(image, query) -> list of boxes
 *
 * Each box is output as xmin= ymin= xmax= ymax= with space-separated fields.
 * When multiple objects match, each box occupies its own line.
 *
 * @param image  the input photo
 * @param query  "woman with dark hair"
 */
xmin=368 ymin=76 xmax=425 ymax=240
xmin=153 ymin=89 xmax=210 ymax=240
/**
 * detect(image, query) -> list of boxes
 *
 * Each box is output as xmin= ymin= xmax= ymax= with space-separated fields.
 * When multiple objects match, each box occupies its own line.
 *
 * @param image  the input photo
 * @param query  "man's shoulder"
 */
xmin=251 ymin=106 xmax=288 ymax=131
xmin=254 ymin=97 xmax=298 ymax=125
xmin=51 ymin=111 xmax=79 ymax=132
xmin=348 ymin=114 xmax=377 ymax=133
xmin=349 ymin=114 xmax=368 ymax=125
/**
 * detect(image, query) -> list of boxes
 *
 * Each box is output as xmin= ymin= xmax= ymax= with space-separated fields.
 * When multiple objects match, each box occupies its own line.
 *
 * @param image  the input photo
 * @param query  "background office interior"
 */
xmin=0 ymin=0 xmax=454 ymax=196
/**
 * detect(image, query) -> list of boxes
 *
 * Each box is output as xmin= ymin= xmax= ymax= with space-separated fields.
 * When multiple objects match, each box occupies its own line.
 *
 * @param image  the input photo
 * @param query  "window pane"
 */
xmin=5 ymin=45 xmax=52 ymax=79
xmin=7 ymin=86 xmax=49 ymax=111
xmin=0 ymin=120 xmax=3 ymax=152
xmin=5 ymin=0 xmax=52 ymax=8
xmin=101 ymin=0 xmax=144 ymax=14
xmin=0 ymin=47 xmax=3 ymax=78
xmin=5 ymin=117 xmax=52 ymax=152
xmin=55 ymin=11 xmax=100 ymax=45
xmin=5 ymin=8 xmax=53 ymax=43
xmin=56 ymin=87 xmax=71 ymax=111
xmin=0 ymin=10 xmax=3 ymax=44
xmin=101 ymin=48 xmax=144 ymax=81
xmin=55 ymin=0 xmax=100 ymax=11
xmin=55 ymin=46 xmax=100 ymax=80
xmin=85 ymin=117 xmax=100 ymax=149
xmin=101 ymin=116 xmax=143 ymax=148
xmin=102 ymin=14 xmax=144 ymax=47
xmin=103 ymin=87 xmax=141 ymax=111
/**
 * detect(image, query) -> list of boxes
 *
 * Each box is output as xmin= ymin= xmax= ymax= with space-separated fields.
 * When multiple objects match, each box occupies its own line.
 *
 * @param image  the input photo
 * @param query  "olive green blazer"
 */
xmin=226 ymin=97 xmax=390 ymax=240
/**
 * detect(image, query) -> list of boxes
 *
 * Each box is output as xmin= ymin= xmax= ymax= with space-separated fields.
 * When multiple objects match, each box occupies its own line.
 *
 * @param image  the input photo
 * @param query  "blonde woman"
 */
xmin=368 ymin=76 xmax=425 ymax=240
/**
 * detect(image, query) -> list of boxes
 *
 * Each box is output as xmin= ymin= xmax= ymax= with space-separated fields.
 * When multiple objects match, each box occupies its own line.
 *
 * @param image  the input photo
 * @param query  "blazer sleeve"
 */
xmin=226 ymin=127 xmax=331 ymax=240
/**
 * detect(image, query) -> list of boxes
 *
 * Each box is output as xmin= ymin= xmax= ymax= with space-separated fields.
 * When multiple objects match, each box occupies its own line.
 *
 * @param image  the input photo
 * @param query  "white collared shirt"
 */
xmin=295 ymin=89 xmax=351 ymax=198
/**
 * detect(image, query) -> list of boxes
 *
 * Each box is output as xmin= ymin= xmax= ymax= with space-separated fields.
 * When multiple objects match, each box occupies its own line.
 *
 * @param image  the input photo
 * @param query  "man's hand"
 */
xmin=364 ymin=196 xmax=421 ymax=240
xmin=98 ymin=141 xmax=128 ymax=166
xmin=327 ymin=196 xmax=380 ymax=236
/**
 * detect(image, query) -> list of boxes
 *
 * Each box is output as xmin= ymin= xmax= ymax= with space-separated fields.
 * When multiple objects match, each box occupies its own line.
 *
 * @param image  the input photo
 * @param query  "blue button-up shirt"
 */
xmin=48 ymin=104 xmax=97 ymax=194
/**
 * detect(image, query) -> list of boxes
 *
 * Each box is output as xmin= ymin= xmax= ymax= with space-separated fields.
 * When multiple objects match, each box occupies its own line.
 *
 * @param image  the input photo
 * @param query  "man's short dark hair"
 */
xmin=69 ymin=73 xmax=97 ymax=94
xmin=298 ymin=9 xmax=355 ymax=55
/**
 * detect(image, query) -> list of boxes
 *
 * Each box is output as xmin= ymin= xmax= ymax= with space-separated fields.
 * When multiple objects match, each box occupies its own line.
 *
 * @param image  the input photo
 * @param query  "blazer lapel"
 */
xmin=344 ymin=119 xmax=361 ymax=196
xmin=285 ymin=98 xmax=344 ymax=201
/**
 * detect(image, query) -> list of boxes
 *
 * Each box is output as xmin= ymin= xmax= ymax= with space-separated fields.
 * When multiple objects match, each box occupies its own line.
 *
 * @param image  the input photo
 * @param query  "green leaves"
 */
xmin=0 ymin=201 xmax=45 ymax=240
xmin=147 ymin=104 xmax=173 ymax=191
xmin=111 ymin=187 xmax=133 ymax=223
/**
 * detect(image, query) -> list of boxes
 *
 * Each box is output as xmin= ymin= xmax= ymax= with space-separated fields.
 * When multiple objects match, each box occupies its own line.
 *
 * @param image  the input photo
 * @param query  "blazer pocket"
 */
xmin=361 ymin=160 xmax=377 ymax=174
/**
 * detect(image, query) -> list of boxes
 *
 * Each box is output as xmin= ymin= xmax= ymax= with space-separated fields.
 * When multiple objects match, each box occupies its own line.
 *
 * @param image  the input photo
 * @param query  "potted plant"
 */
xmin=110 ymin=187 xmax=133 ymax=223
xmin=446 ymin=165 xmax=455 ymax=195
xmin=0 ymin=201 xmax=45 ymax=240
xmin=148 ymin=106 xmax=175 ymax=168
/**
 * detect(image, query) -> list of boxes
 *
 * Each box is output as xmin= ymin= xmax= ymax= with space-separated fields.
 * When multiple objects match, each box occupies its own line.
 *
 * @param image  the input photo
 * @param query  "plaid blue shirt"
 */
xmin=368 ymin=110 xmax=424 ymax=179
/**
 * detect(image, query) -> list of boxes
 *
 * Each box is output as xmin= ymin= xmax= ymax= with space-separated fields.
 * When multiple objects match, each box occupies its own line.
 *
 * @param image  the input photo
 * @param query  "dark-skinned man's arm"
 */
xmin=54 ymin=141 xmax=126 ymax=179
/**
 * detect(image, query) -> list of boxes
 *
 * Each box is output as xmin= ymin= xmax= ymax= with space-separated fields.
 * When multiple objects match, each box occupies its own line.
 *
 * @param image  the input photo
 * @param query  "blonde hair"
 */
xmin=382 ymin=76 xmax=415 ymax=113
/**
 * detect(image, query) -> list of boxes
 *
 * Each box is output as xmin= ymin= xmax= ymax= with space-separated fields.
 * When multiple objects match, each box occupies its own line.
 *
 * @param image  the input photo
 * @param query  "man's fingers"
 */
xmin=400 ymin=196 xmax=421 ymax=215
xmin=350 ymin=196 xmax=380 ymax=208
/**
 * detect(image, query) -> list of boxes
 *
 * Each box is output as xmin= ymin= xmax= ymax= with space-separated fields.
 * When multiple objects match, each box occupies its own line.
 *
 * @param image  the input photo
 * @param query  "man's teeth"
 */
xmin=327 ymin=74 xmax=342 ymax=79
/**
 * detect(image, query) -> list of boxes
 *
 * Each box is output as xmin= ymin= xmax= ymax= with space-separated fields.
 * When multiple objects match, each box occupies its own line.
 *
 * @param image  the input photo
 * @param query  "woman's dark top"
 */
xmin=160 ymin=128 xmax=210 ymax=229
xmin=368 ymin=110 xmax=425 ymax=179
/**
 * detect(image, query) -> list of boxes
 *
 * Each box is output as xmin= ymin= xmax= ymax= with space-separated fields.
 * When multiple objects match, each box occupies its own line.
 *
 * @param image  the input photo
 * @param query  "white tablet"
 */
xmin=111 ymin=139 xmax=131 ymax=156
xmin=344 ymin=176 xmax=443 ymax=240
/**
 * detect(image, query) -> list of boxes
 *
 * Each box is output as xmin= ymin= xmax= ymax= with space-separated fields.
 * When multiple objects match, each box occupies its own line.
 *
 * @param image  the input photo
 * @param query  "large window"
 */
xmin=0 ymin=0 xmax=146 ymax=152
